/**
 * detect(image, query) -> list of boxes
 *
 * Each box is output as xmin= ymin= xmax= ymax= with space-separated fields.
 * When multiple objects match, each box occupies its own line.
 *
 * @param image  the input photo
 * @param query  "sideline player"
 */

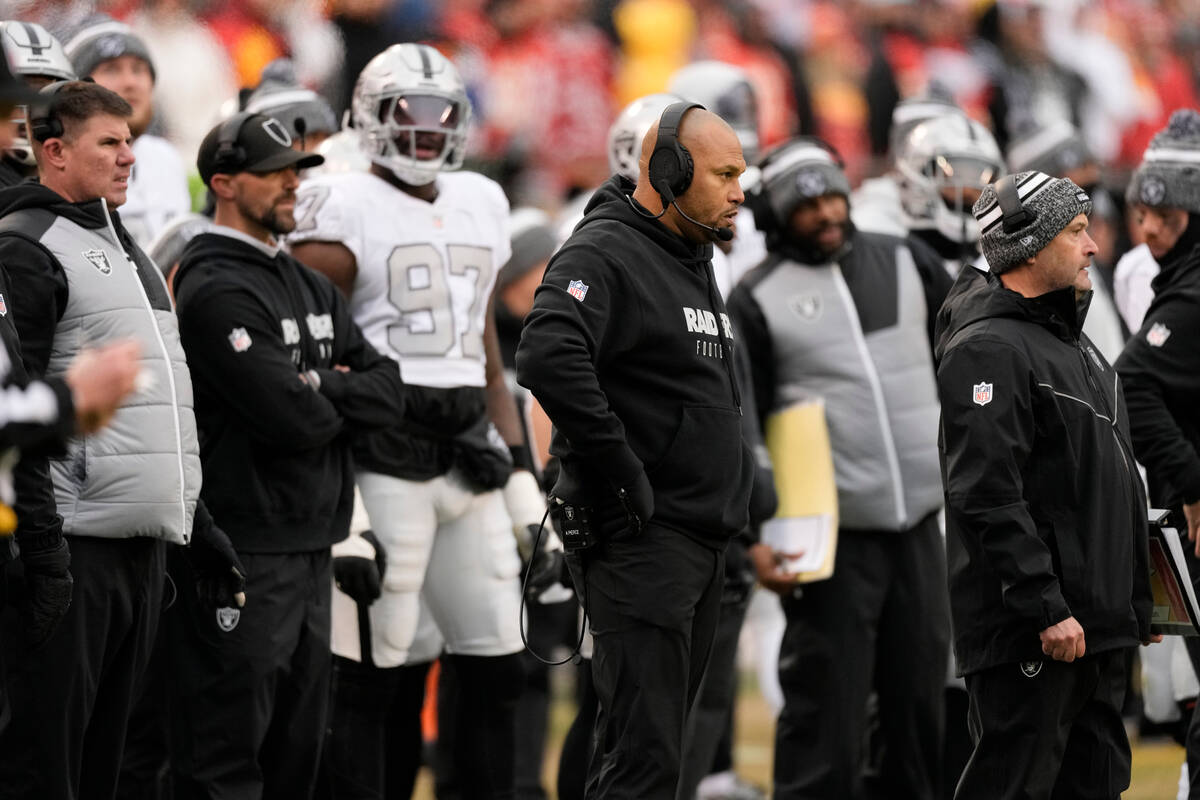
xmin=291 ymin=43 xmax=558 ymax=799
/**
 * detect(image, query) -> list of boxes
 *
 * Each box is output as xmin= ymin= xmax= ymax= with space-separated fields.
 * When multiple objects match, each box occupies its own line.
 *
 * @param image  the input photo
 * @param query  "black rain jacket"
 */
xmin=934 ymin=266 xmax=1151 ymax=675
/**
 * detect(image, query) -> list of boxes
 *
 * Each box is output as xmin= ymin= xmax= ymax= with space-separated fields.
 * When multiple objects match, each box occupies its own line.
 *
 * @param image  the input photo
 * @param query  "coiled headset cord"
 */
xmin=519 ymin=502 xmax=589 ymax=666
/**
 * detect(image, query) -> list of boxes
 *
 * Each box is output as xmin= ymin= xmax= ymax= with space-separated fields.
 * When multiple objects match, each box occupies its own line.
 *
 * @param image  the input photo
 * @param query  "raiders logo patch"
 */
xmin=82 ymin=248 xmax=112 ymax=275
xmin=1140 ymin=176 xmax=1166 ymax=206
xmin=788 ymin=291 xmax=822 ymax=321
xmin=216 ymin=606 xmax=240 ymax=632
xmin=1020 ymin=660 xmax=1042 ymax=678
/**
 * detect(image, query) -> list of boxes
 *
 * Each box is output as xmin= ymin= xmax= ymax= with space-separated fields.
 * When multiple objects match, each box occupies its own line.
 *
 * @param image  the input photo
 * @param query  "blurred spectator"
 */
xmin=202 ymin=0 xmax=341 ymax=92
xmin=611 ymin=0 xmax=694 ymax=105
xmin=126 ymin=0 xmax=238 ymax=165
xmin=976 ymin=0 xmax=1088 ymax=154
xmin=472 ymin=0 xmax=615 ymax=206
xmin=694 ymin=0 xmax=807 ymax=149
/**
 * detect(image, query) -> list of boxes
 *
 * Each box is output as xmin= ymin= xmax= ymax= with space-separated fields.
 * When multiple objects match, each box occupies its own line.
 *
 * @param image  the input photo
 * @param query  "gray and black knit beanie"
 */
xmin=1126 ymin=108 xmax=1200 ymax=213
xmin=973 ymin=170 xmax=1092 ymax=274
xmin=63 ymin=16 xmax=155 ymax=82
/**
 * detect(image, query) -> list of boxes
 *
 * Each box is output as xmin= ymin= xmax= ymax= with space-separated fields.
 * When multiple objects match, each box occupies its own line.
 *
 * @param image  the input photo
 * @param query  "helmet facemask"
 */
xmin=361 ymin=90 xmax=468 ymax=186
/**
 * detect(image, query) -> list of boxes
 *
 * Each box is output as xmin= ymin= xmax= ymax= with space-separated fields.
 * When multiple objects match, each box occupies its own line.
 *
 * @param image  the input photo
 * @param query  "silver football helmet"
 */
xmin=351 ymin=43 xmax=470 ymax=187
xmin=606 ymin=92 xmax=681 ymax=183
xmin=668 ymin=60 xmax=760 ymax=163
xmin=1 ymin=21 xmax=75 ymax=166
xmin=897 ymin=113 xmax=1004 ymax=244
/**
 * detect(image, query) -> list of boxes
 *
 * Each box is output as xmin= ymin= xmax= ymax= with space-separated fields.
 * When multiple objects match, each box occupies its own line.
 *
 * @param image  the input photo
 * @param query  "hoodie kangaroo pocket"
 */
xmin=647 ymin=404 xmax=745 ymax=535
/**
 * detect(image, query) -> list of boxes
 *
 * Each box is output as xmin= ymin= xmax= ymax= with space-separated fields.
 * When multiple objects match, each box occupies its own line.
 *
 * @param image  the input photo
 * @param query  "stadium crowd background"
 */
xmin=6 ymin=0 xmax=1199 ymax=216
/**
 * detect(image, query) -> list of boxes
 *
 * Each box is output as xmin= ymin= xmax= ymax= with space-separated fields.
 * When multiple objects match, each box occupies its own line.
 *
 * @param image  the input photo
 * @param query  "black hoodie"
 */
xmin=1114 ymin=217 xmax=1200 ymax=515
xmin=934 ymin=267 xmax=1151 ymax=675
xmin=174 ymin=228 xmax=405 ymax=553
xmin=516 ymin=176 xmax=754 ymax=546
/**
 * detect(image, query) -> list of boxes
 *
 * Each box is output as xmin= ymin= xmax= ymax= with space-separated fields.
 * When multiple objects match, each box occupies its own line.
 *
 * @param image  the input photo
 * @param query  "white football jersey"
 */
xmin=290 ymin=170 xmax=511 ymax=388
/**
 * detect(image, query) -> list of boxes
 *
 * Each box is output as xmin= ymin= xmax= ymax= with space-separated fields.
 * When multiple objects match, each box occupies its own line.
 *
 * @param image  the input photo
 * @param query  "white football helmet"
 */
xmin=606 ymin=93 xmax=681 ymax=183
xmin=668 ymin=60 xmax=760 ymax=163
xmin=1 ymin=21 xmax=75 ymax=166
xmin=897 ymin=113 xmax=1004 ymax=244
xmin=351 ymin=43 xmax=470 ymax=187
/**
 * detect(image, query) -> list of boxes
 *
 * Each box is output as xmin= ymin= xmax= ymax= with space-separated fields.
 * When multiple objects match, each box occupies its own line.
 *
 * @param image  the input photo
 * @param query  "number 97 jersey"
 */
xmin=290 ymin=170 xmax=511 ymax=389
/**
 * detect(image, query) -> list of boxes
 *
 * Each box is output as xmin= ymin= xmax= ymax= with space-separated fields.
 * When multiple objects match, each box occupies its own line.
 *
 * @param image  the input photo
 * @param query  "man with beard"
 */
xmin=167 ymin=112 xmax=406 ymax=799
xmin=726 ymin=136 xmax=953 ymax=800
xmin=1116 ymin=107 xmax=1200 ymax=800
xmin=64 ymin=15 xmax=190 ymax=248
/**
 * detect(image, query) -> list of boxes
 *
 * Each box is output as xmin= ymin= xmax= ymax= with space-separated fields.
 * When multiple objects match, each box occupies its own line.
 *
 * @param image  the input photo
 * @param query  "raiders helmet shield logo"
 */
xmin=796 ymin=170 xmax=827 ymax=198
xmin=216 ymin=606 xmax=240 ymax=632
xmin=973 ymin=382 xmax=993 ymax=406
xmin=1020 ymin=660 xmax=1042 ymax=678
xmin=82 ymin=248 xmax=112 ymax=275
xmin=262 ymin=118 xmax=293 ymax=148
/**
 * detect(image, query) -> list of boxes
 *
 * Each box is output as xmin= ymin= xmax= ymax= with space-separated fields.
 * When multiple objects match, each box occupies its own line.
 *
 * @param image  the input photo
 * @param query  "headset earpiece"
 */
xmin=647 ymin=101 xmax=702 ymax=204
xmin=213 ymin=112 xmax=255 ymax=173
xmin=996 ymin=173 xmax=1034 ymax=233
xmin=29 ymin=80 xmax=74 ymax=143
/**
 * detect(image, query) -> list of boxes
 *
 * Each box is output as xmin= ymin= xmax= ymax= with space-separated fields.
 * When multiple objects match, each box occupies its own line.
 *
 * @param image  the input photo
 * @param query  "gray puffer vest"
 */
xmin=0 ymin=200 xmax=200 ymax=542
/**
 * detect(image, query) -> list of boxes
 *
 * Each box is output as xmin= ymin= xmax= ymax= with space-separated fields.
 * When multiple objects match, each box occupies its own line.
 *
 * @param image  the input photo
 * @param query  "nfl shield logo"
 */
xmin=228 ymin=327 xmax=253 ymax=353
xmin=215 ymin=607 xmax=240 ymax=632
xmin=1147 ymin=322 xmax=1171 ymax=347
xmin=567 ymin=280 xmax=589 ymax=302
xmin=0 ymin=293 xmax=8 ymax=317
xmin=82 ymin=248 xmax=112 ymax=275
xmin=973 ymin=382 xmax=993 ymax=406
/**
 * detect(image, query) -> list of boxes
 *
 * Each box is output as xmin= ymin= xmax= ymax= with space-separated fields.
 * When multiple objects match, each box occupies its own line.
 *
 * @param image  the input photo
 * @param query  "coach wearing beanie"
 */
xmin=934 ymin=170 xmax=1154 ymax=799
xmin=1116 ymin=108 xmax=1200 ymax=797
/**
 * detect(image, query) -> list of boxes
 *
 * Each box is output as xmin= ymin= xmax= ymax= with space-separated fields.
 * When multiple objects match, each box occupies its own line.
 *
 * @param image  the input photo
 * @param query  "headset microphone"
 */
xmin=673 ymin=200 xmax=734 ymax=242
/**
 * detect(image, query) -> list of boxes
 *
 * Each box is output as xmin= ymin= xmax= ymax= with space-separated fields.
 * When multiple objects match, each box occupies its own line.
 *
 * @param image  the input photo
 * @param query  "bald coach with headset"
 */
xmin=516 ymin=103 xmax=756 ymax=800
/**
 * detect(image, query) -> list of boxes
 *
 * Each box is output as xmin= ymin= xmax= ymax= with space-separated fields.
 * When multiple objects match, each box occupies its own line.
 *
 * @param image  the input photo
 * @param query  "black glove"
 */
xmin=522 ymin=530 xmax=565 ymax=601
xmin=613 ymin=471 xmax=654 ymax=535
xmin=188 ymin=519 xmax=247 ymax=609
xmin=334 ymin=530 xmax=387 ymax=605
xmin=20 ymin=537 xmax=73 ymax=648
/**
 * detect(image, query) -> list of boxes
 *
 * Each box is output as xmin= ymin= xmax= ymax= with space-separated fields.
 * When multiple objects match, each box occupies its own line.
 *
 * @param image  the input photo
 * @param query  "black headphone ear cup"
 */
xmin=674 ymin=143 xmax=693 ymax=197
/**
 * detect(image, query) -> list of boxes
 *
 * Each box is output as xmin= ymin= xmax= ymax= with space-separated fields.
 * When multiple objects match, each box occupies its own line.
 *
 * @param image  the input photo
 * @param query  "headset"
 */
xmin=29 ymin=80 xmax=74 ymax=142
xmin=641 ymin=100 xmax=734 ymax=242
xmin=212 ymin=111 xmax=256 ymax=173
xmin=648 ymin=101 xmax=701 ymax=203
xmin=995 ymin=172 xmax=1035 ymax=233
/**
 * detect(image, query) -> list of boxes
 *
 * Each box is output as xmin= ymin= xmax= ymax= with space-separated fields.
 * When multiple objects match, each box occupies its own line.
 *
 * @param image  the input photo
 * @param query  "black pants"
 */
xmin=319 ymin=656 xmax=430 ymax=800
xmin=566 ymin=523 xmax=724 ymax=800
xmin=168 ymin=549 xmax=331 ymax=800
xmin=677 ymin=538 xmax=755 ymax=800
xmin=0 ymin=535 xmax=166 ymax=800
xmin=955 ymin=649 xmax=1132 ymax=800
xmin=774 ymin=516 xmax=949 ymax=800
